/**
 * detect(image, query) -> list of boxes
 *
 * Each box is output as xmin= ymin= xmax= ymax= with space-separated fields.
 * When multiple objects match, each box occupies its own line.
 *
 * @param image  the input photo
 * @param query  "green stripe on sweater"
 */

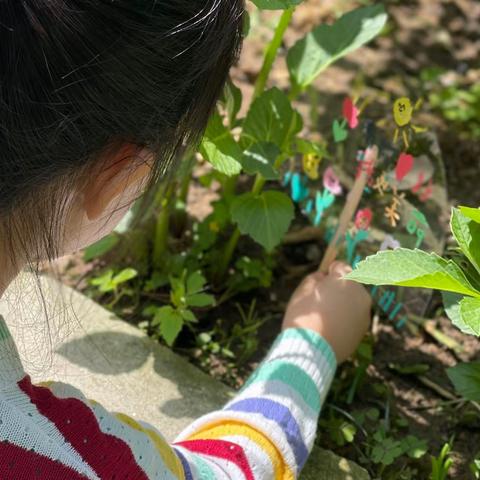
xmin=243 ymin=360 xmax=321 ymax=412
xmin=192 ymin=455 xmax=216 ymax=480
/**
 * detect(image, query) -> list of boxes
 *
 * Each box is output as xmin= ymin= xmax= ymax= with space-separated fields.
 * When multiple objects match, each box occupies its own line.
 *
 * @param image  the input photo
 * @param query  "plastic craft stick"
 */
xmin=319 ymin=145 xmax=379 ymax=273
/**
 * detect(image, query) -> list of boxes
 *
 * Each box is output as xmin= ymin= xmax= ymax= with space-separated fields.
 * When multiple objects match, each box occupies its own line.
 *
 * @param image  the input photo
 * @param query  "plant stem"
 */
xmin=153 ymin=184 xmax=174 ymax=269
xmin=216 ymin=9 xmax=297 ymax=282
xmin=223 ymin=174 xmax=237 ymax=199
xmin=216 ymin=155 xmax=286 ymax=282
xmin=217 ymin=229 xmax=241 ymax=281
xmin=253 ymin=7 xmax=295 ymax=99
xmin=179 ymin=155 xmax=196 ymax=204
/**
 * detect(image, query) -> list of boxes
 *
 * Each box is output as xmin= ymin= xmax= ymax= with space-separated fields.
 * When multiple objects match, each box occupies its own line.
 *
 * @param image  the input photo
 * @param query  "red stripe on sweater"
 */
xmin=176 ymin=439 xmax=254 ymax=480
xmin=0 ymin=440 xmax=89 ymax=480
xmin=18 ymin=376 xmax=148 ymax=480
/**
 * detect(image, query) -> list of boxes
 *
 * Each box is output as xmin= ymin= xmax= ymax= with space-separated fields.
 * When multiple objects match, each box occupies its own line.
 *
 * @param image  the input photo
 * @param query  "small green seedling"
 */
xmin=143 ymin=270 xmax=215 ymax=346
xmin=430 ymin=443 xmax=453 ymax=480
xmin=90 ymin=268 xmax=138 ymax=308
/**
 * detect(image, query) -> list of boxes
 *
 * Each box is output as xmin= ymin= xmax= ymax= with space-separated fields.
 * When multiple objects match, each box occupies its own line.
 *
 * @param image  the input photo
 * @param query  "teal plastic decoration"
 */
xmin=314 ymin=190 xmax=335 ymax=226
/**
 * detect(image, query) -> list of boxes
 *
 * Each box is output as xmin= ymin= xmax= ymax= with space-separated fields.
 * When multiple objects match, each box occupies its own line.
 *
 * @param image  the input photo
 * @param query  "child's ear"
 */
xmin=82 ymin=144 xmax=152 ymax=221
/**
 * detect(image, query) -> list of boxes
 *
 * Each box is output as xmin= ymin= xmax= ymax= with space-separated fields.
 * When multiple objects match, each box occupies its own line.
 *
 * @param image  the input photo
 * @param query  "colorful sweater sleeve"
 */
xmin=0 ymin=323 xmax=336 ymax=480
xmin=173 ymin=328 xmax=337 ymax=479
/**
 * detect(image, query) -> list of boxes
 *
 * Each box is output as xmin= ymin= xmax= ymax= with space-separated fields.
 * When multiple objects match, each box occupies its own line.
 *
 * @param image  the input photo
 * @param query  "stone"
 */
xmin=0 ymin=273 xmax=369 ymax=480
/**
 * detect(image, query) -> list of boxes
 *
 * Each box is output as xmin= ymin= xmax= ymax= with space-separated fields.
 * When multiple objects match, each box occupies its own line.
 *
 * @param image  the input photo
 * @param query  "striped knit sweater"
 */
xmin=0 ymin=315 xmax=336 ymax=479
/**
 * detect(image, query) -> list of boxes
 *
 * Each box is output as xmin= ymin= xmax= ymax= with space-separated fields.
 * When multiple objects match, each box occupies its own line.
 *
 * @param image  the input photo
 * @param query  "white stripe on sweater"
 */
xmin=221 ymin=434 xmax=275 ymax=480
xmin=48 ymin=382 xmax=177 ymax=480
xmin=0 ymin=385 xmax=99 ymax=480
xmin=176 ymin=409 xmax=298 ymax=476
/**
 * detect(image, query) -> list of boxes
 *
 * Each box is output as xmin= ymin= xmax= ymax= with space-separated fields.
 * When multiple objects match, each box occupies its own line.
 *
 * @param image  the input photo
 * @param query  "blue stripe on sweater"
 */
xmin=173 ymin=447 xmax=193 ymax=480
xmin=226 ymin=397 xmax=309 ymax=469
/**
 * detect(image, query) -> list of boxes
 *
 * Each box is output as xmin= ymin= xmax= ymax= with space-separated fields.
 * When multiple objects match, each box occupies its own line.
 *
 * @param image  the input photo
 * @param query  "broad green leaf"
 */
xmin=154 ymin=306 xmax=184 ymax=346
xmin=84 ymin=235 xmax=119 ymax=262
xmin=186 ymin=271 xmax=206 ymax=295
xmin=250 ymin=0 xmax=302 ymax=10
xmin=451 ymin=208 xmax=480 ymax=275
xmin=401 ymin=436 xmax=428 ymax=460
xmin=241 ymin=142 xmax=281 ymax=180
xmin=231 ymin=190 xmax=294 ymax=251
xmin=90 ymin=270 xmax=114 ymax=293
xmin=460 ymin=206 xmax=480 ymax=224
xmin=112 ymin=268 xmax=138 ymax=286
xmin=180 ymin=309 xmax=197 ymax=323
xmin=187 ymin=293 xmax=215 ymax=307
xmin=241 ymin=87 xmax=302 ymax=149
xmin=442 ymin=291 xmax=477 ymax=336
xmin=200 ymin=112 xmax=242 ymax=176
xmin=371 ymin=437 xmax=403 ymax=466
xmin=447 ymin=361 xmax=480 ymax=401
xmin=347 ymin=249 xmax=480 ymax=298
xmin=287 ymin=5 xmax=387 ymax=88
xmin=459 ymin=296 xmax=480 ymax=336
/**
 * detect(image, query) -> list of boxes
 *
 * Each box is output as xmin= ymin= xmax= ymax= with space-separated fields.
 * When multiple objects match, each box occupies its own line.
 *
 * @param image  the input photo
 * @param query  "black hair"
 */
xmin=0 ymin=0 xmax=244 ymax=261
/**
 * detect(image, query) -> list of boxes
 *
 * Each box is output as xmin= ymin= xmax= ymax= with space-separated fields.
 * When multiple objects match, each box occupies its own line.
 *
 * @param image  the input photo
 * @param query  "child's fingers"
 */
xmin=328 ymin=261 xmax=352 ymax=278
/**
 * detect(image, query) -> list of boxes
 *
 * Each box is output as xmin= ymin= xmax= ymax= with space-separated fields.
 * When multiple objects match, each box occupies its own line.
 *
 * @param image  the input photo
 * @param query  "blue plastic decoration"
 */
xmin=345 ymin=229 xmax=369 ymax=264
xmin=314 ymin=190 xmax=335 ymax=226
xmin=284 ymin=172 xmax=309 ymax=203
xmin=282 ymin=171 xmax=293 ymax=187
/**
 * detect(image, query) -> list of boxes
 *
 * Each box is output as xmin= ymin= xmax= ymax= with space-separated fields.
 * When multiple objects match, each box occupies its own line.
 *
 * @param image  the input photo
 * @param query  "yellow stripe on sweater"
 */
xmin=187 ymin=421 xmax=294 ymax=480
xmin=115 ymin=413 xmax=184 ymax=479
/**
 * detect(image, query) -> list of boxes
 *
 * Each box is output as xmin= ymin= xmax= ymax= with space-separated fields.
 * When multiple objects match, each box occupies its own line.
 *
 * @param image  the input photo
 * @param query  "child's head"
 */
xmin=0 ymin=0 xmax=244 ymax=267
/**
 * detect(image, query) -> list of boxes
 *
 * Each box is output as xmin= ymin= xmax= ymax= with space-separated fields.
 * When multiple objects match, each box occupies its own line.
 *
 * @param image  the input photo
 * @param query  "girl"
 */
xmin=0 ymin=1 xmax=371 ymax=479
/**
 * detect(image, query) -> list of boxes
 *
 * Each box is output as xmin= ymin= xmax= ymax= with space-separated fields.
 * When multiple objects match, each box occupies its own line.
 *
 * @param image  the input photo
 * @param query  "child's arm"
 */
xmin=18 ymin=262 xmax=369 ymax=479
xmin=173 ymin=261 xmax=371 ymax=478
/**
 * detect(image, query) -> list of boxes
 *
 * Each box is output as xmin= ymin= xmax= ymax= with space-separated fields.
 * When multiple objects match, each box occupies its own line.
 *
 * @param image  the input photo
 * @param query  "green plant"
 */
xmin=470 ymin=454 xmax=480 ymax=479
xmin=347 ymin=207 xmax=480 ymax=336
xmin=348 ymin=206 xmax=480 ymax=412
xmin=211 ymin=3 xmax=387 ymax=279
xmin=143 ymin=270 xmax=215 ymax=346
xmin=430 ymin=81 xmax=480 ymax=140
xmin=430 ymin=443 xmax=453 ymax=480
xmin=90 ymin=268 xmax=138 ymax=308
xmin=85 ymin=0 xmax=388 ymax=352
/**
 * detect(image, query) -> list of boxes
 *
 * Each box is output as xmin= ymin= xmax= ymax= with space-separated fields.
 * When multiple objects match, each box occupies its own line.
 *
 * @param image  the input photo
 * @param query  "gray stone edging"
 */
xmin=0 ymin=273 xmax=369 ymax=480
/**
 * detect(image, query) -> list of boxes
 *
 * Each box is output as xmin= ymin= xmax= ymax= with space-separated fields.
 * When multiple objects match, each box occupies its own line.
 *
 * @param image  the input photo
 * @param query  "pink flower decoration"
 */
xmin=355 ymin=208 xmax=373 ymax=230
xmin=323 ymin=166 xmax=343 ymax=196
xmin=342 ymin=97 xmax=360 ymax=129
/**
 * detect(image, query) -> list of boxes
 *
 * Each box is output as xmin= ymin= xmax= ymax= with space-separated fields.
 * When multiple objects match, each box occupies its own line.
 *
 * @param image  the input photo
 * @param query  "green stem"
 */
xmin=153 ymin=184 xmax=174 ymax=269
xmin=308 ymin=86 xmax=320 ymax=127
xmin=179 ymin=155 xmax=196 ymax=204
xmin=223 ymin=174 xmax=237 ymax=199
xmin=216 ymin=152 xmax=289 ymax=282
xmin=216 ymin=229 xmax=241 ymax=281
xmin=216 ymin=8 xmax=297 ymax=282
xmin=253 ymin=7 xmax=295 ymax=99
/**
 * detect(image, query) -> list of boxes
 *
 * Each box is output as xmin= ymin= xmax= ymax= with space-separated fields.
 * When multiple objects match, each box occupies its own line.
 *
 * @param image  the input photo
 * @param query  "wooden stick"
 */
xmin=319 ymin=145 xmax=378 ymax=273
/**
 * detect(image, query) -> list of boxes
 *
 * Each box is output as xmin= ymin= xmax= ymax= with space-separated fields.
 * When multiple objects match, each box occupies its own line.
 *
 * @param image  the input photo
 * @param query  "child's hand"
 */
xmin=282 ymin=261 xmax=371 ymax=363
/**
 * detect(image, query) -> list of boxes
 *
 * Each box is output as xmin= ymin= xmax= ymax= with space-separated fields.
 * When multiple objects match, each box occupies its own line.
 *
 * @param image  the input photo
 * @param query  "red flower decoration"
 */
xmin=342 ymin=97 xmax=360 ymax=129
